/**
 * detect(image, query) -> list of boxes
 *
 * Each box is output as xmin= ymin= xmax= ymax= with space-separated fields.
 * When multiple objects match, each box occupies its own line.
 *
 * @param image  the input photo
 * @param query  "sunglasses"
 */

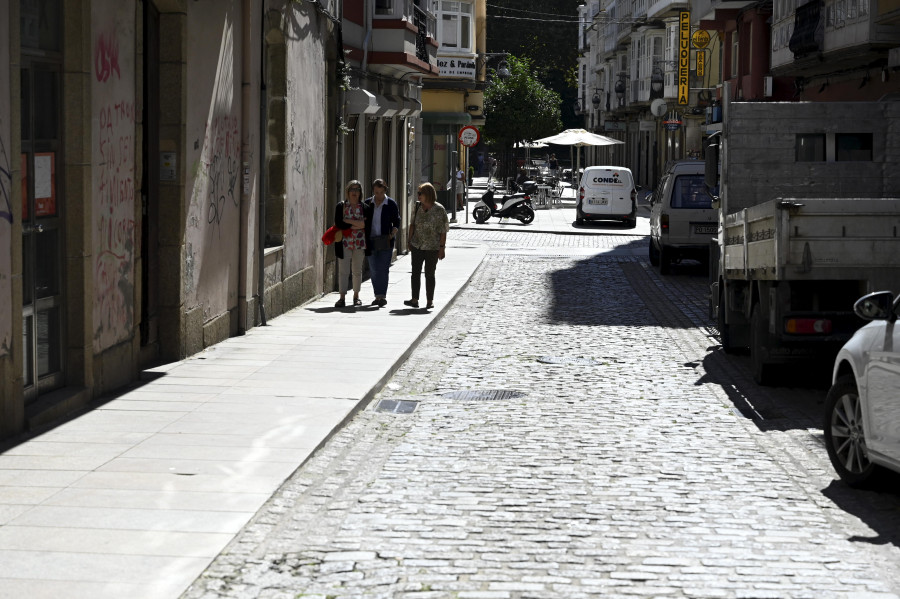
xmin=350 ymin=187 xmax=362 ymax=192
xmin=417 ymin=192 xmax=424 ymax=196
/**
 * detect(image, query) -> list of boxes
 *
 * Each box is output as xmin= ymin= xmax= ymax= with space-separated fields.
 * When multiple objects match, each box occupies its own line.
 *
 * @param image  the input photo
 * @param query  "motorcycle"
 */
xmin=472 ymin=183 xmax=536 ymax=225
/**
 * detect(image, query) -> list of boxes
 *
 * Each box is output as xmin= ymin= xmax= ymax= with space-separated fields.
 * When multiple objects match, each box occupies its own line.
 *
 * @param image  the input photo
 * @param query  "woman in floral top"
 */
xmin=333 ymin=180 xmax=367 ymax=307
xmin=404 ymin=182 xmax=449 ymax=310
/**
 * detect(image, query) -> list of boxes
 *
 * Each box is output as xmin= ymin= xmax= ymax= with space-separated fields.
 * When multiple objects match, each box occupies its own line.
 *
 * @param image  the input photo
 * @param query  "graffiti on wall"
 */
xmin=0 ymin=116 xmax=10 ymax=224
xmin=92 ymin=25 xmax=135 ymax=352
xmin=203 ymin=114 xmax=240 ymax=231
xmin=94 ymin=31 xmax=120 ymax=84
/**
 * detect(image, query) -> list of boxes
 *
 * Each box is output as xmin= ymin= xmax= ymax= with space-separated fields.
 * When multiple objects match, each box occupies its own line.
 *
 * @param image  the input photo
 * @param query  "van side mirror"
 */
xmin=704 ymin=132 xmax=720 ymax=192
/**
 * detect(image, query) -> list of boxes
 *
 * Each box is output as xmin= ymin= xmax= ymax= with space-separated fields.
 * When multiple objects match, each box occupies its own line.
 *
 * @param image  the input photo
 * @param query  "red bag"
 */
xmin=322 ymin=225 xmax=350 ymax=246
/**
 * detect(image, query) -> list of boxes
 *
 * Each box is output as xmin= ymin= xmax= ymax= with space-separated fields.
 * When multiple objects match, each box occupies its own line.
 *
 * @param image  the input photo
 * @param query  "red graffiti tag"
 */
xmin=94 ymin=32 xmax=121 ymax=83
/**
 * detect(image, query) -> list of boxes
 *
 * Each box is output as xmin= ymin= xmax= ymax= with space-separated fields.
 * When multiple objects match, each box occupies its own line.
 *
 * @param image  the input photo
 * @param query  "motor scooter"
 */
xmin=472 ymin=184 xmax=535 ymax=225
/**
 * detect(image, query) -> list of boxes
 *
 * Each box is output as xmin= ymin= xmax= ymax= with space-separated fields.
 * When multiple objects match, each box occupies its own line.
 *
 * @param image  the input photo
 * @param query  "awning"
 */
xmin=404 ymin=98 xmax=422 ymax=117
xmin=375 ymin=94 xmax=402 ymax=118
xmin=345 ymin=88 xmax=378 ymax=115
xmin=421 ymin=111 xmax=472 ymax=125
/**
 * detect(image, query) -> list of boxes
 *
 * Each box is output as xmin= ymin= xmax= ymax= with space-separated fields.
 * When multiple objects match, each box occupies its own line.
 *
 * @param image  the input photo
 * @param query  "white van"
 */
xmin=648 ymin=160 xmax=717 ymax=274
xmin=576 ymin=166 xmax=638 ymax=228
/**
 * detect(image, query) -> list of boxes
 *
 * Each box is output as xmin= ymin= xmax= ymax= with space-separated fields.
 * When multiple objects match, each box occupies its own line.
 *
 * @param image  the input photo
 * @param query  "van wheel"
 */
xmin=648 ymin=239 xmax=660 ymax=266
xmin=659 ymin=246 xmax=671 ymax=275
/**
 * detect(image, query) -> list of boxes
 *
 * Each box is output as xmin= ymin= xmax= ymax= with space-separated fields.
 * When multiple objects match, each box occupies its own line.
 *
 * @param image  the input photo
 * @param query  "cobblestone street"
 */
xmin=183 ymin=229 xmax=900 ymax=599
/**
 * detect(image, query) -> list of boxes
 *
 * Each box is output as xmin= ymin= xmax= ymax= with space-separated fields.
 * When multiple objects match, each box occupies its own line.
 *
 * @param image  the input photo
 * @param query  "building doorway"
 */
xmin=21 ymin=0 xmax=64 ymax=402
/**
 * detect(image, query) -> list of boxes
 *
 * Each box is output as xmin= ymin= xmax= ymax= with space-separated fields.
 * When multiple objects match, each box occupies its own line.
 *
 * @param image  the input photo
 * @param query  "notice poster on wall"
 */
xmin=34 ymin=152 xmax=56 ymax=217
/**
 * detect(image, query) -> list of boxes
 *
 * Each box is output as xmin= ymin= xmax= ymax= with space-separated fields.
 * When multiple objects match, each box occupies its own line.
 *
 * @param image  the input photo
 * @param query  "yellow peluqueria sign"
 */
xmin=678 ymin=11 xmax=690 ymax=105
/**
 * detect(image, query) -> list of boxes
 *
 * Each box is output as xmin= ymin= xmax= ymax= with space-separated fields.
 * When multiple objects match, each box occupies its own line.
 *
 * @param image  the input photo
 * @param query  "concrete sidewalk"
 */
xmin=0 ymin=246 xmax=487 ymax=599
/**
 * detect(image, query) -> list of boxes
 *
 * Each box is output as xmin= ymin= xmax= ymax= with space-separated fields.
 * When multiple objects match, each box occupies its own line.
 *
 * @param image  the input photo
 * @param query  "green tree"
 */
xmin=486 ymin=1 xmax=581 ymax=128
xmin=483 ymin=55 xmax=562 ymax=178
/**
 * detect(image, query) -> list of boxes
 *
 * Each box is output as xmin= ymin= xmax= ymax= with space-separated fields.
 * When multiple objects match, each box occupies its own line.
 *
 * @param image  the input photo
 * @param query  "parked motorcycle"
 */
xmin=472 ymin=184 xmax=535 ymax=225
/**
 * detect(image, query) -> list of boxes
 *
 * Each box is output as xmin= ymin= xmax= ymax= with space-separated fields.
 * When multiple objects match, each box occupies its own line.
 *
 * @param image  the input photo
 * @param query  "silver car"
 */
xmin=824 ymin=290 xmax=900 ymax=487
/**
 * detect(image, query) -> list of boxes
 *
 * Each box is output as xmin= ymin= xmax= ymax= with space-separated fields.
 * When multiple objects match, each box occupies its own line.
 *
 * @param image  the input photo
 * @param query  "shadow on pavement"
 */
xmin=821 ymin=475 xmax=900 ymax=549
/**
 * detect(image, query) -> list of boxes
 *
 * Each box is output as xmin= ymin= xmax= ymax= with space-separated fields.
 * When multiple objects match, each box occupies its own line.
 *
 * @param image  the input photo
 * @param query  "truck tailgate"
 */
xmin=723 ymin=198 xmax=900 ymax=281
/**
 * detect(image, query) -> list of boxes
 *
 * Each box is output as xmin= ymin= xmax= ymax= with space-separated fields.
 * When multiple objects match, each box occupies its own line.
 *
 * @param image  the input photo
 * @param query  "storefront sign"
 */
xmin=664 ymin=119 xmax=683 ymax=131
xmin=696 ymin=51 xmax=705 ymax=77
xmin=692 ymin=29 xmax=710 ymax=49
xmin=438 ymin=57 xmax=476 ymax=79
xmin=678 ymin=11 xmax=690 ymax=106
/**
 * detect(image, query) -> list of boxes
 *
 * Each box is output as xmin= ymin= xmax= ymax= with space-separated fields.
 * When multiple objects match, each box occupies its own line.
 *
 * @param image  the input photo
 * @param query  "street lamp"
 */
xmin=591 ymin=88 xmax=603 ymax=109
xmin=496 ymin=60 xmax=510 ymax=80
xmin=650 ymin=66 xmax=664 ymax=95
xmin=614 ymin=78 xmax=626 ymax=106
xmin=478 ymin=52 xmax=511 ymax=82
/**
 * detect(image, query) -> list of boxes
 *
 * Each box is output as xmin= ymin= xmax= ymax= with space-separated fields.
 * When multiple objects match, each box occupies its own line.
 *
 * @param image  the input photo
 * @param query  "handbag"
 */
xmin=322 ymin=225 xmax=351 ymax=246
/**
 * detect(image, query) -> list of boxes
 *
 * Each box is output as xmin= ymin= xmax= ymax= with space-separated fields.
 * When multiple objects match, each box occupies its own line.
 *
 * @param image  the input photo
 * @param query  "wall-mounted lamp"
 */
xmin=478 ymin=52 xmax=511 ymax=81
xmin=614 ymin=78 xmax=626 ymax=105
xmin=650 ymin=66 xmax=664 ymax=94
xmin=591 ymin=88 xmax=603 ymax=109
xmin=574 ymin=99 xmax=583 ymax=113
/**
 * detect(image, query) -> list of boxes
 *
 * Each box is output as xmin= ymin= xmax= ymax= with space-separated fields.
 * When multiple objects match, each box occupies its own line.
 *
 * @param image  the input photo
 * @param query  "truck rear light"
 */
xmin=785 ymin=318 xmax=833 ymax=334
xmin=579 ymin=187 xmax=585 ymax=201
xmin=661 ymin=213 xmax=669 ymax=231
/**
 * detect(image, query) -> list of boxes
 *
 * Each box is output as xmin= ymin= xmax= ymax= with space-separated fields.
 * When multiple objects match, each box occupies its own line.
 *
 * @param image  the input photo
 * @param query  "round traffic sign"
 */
xmin=458 ymin=125 xmax=481 ymax=147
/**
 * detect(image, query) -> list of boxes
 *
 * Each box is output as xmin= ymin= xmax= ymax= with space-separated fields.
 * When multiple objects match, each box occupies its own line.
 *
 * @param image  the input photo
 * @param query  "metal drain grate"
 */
xmin=537 ymin=356 xmax=600 ymax=366
xmin=375 ymin=399 xmax=419 ymax=414
xmin=442 ymin=389 xmax=526 ymax=401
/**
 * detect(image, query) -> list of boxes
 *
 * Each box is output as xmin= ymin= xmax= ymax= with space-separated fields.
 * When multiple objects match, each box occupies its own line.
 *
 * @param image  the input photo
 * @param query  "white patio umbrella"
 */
xmin=513 ymin=140 xmax=549 ymax=170
xmin=534 ymin=128 xmax=624 ymax=182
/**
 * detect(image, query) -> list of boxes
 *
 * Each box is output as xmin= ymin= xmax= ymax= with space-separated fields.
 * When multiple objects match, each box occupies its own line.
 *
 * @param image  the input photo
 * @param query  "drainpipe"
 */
xmin=362 ymin=1 xmax=371 ymax=71
xmin=239 ymin=0 xmax=252 ymax=331
xmin=257 ymin=0 xmax=267 ymax=326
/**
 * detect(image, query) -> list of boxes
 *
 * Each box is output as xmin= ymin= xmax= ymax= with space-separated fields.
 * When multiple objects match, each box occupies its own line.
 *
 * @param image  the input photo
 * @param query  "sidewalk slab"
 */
xmin=0 ymin=245 xmax=487 ymax=599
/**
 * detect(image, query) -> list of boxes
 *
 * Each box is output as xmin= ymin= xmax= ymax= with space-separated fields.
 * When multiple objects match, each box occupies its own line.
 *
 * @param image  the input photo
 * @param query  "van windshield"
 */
xmin=672 ymin=175 xmax=713 ymax=209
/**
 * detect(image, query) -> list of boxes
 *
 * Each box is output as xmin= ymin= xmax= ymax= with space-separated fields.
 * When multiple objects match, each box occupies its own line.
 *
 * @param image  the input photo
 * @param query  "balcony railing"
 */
xmin=413 ymin=4 xmax=436 ymax=63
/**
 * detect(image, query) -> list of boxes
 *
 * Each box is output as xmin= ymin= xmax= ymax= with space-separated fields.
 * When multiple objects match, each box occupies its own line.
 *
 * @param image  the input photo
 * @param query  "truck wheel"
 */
xmin=659 ymin=246 xmax=671 ymax=275
xmin=717 ymin=291 xmax=735 ymax=354
xmin=750 ymin=305 xmax=778 ymax=386
xmin=648 ymin=239 xmax=660 ymax=266
xmin=823 ymin=375 xmax=884 ymax=488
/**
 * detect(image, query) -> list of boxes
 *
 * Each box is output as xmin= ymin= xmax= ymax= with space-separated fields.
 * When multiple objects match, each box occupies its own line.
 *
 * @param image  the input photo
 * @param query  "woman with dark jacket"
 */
xmin=363 ymin=178 xmax=401 ymax=307
xmin=333 ymin=180 xmax=367 ymax=307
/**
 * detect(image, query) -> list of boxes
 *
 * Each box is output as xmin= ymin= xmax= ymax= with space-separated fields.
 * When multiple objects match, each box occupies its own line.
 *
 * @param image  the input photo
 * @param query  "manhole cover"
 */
xmin=537 ymin=356 xmax=600 ymax=366
xmin=441 ymin=389 xmax=526 ymax=401
xmin=375 ymin=399 xmax=419 ymax=414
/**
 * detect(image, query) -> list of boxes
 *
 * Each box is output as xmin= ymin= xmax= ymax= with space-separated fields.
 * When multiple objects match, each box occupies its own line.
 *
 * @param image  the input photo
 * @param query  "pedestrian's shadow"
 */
xmin=305 ymin=306 xmax=379 ymax=314
xmin=389 ymin=308 xmax=431 ymax=315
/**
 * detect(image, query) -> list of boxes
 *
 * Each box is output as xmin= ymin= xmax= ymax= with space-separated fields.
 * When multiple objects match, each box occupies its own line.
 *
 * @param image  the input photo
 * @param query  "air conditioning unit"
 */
xmin=764 ymin=75 xmax=773 ymax=97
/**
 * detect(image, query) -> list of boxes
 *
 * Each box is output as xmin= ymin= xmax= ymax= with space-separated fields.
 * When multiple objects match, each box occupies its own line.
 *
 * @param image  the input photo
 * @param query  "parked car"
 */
xmin=823 ymin=290 xmax=900 ymax=488
xmin=648 ymin=160 xmax=717 ymax=274
xmin=576 ymin=166 xmax=638 ymax=228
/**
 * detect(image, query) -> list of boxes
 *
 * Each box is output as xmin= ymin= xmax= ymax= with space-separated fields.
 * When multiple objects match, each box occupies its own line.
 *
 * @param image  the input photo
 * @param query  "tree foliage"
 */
xmin=483 ymin=55 xmax=562 ymax=148
xmin=486 ymin=1 xmax=581 ymax=129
